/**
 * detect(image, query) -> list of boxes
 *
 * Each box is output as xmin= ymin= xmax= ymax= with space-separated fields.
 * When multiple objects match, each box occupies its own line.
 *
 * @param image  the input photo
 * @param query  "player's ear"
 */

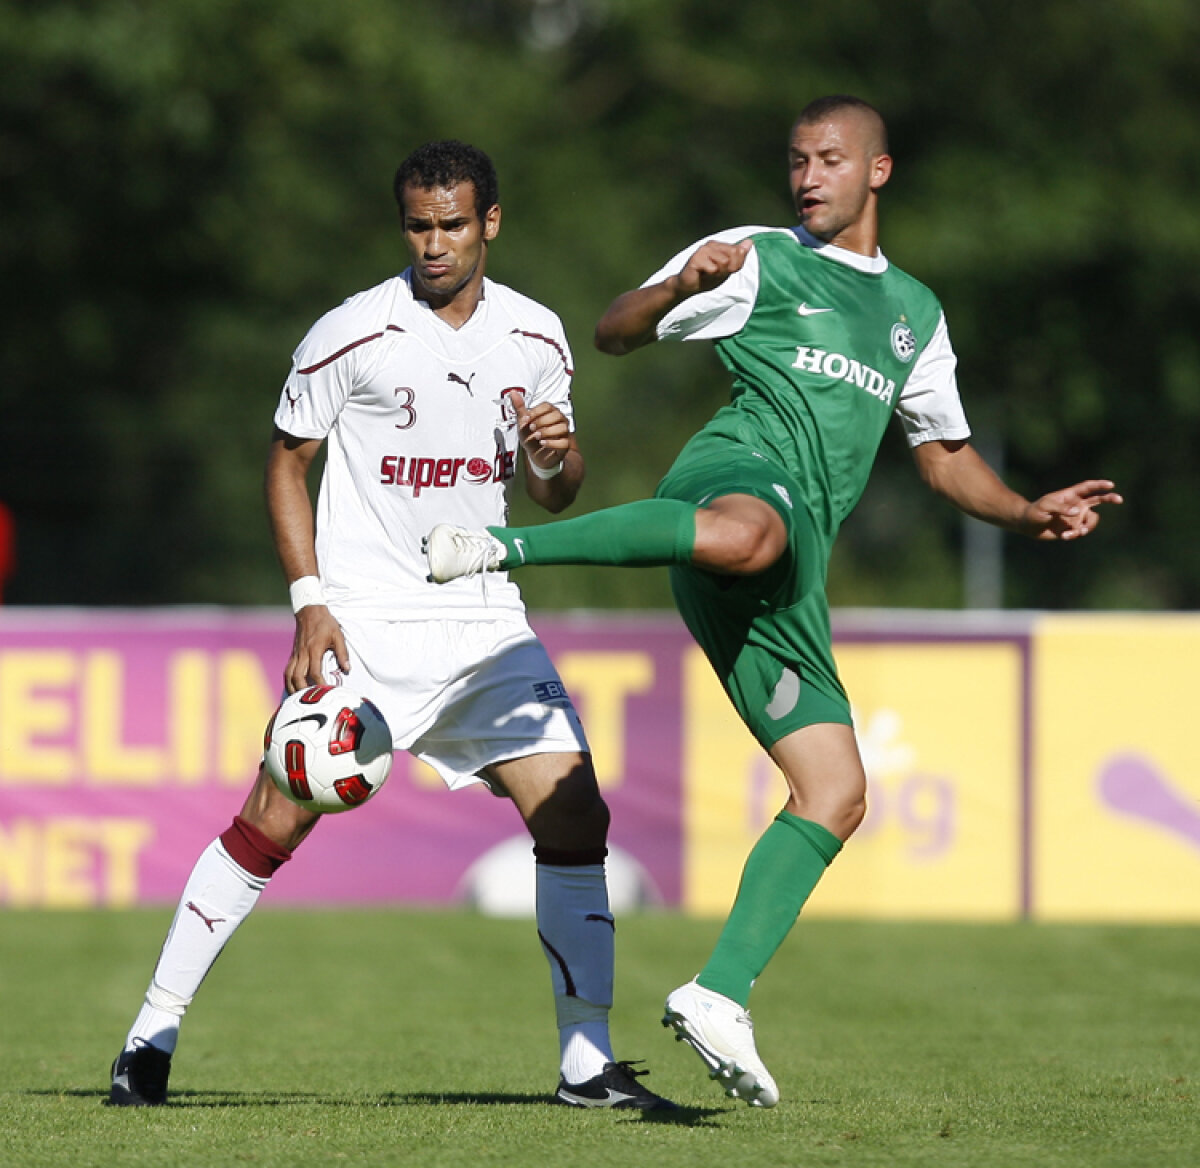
xmin=869 ymin=153 xmax=893 ymax=191
xmin=483 ymin=203 xmax=501 ymax=242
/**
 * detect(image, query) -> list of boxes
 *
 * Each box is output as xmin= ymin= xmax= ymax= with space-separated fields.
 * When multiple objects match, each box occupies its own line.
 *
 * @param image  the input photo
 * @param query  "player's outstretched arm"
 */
xmin=265 ymin=428 xmax=351 ymax=690
xmin=595 ymin=239 xmax=754 ymax=356
xmin=510 ymin=392 xmax=584 ymax=514
xmin=912 ymin=438 xmax=1122 ymax=540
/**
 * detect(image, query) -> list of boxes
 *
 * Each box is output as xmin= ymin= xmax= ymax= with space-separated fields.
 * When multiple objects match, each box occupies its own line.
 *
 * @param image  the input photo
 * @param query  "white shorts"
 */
xmin=326 ymin=611 xmax=589 ymax=791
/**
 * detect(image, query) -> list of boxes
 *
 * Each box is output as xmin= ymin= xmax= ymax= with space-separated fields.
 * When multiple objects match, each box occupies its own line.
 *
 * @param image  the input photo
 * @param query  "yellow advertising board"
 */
xmin=1033 ymin=615 xmax=1200 ymax=921
xmin=682 ymin=639 xmax=1026 ymax=919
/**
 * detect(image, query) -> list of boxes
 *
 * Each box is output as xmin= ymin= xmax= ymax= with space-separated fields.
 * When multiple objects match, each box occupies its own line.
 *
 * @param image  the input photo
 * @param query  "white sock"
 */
xmin=560 ymin=1022 xmax=614 ymax=1085
xmin=536 ymin=862 xmax=615 ymax=1082
xmin=123 ymin=838 xmax=269 ymax=1055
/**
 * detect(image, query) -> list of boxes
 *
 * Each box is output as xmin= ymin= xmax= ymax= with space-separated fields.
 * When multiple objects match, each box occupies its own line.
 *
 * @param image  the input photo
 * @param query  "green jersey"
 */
xmin=651 ymin=226 xmax=969 ymax=542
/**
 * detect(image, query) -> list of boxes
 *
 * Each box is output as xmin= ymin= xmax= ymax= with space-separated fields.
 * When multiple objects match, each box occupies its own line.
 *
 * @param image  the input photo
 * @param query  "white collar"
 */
xmin=793 ymin=226 xmax=888 ymax=275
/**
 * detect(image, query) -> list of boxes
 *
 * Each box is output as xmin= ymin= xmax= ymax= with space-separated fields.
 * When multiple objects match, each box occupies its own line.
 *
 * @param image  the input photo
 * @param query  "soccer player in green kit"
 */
xmin=425 ymin=96 xmax=1122 ymax=1107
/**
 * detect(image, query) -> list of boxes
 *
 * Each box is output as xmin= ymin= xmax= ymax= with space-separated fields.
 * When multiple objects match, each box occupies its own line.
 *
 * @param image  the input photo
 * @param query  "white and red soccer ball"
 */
xmin=263 ymin=685 xmax=393 ymax=814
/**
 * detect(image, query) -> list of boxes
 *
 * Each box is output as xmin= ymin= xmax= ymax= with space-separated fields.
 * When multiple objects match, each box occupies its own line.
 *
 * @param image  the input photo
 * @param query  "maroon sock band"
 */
xmin=219 ymin=815 xmax=293 ymax=878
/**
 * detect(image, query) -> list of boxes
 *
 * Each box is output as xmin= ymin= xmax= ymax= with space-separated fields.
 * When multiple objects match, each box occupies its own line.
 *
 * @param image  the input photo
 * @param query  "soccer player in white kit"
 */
xmin=107 ymin=140 xmax=675 ymax=1111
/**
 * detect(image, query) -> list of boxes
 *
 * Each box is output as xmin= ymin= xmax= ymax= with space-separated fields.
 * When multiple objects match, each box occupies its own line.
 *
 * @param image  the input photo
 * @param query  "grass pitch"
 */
xmin=0 ymin=909 xmax=1195 ymax=1167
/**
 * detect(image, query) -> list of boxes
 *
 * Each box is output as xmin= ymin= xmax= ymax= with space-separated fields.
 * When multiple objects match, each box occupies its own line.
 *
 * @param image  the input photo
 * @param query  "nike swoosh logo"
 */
xmin=559 ymin=1086 xmax=638 ymax=1107
xmin=797 ymin=302 xmax=834 ymax=316
xmin=596 ymin=1089 xmax=637 ymax=1105
xmin=279 ymin=713 xmax=328 ymax=730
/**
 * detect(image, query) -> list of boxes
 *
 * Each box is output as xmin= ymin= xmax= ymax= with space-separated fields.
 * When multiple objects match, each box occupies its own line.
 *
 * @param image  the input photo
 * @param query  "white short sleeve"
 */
xmin=523 ymin=319 xmax=575 ymax=425
xmin=274 ymin=306 xmax=361 ymax=439
xmin=648 ymin=227 xmax=787 ymax=343
xmin=895 ymin=312 xmax=972 ymax=447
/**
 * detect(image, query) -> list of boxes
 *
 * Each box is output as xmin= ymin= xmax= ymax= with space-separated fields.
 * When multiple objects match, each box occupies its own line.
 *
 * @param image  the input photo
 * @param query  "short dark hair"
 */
xmin=794 ymin=96 xmax=889 ymax=156
xmin=393 ymin=140 xmax=499 ymax=221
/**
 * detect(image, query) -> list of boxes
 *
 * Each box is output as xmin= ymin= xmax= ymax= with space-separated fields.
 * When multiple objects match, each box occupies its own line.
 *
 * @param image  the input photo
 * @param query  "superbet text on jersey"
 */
xmin=275 ymin=272 xmax=575 ymax=616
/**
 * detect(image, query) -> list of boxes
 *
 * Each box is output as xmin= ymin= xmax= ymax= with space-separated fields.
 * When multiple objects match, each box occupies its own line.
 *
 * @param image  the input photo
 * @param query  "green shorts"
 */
xmin=655 ymin=432 xmax=851 ymax=748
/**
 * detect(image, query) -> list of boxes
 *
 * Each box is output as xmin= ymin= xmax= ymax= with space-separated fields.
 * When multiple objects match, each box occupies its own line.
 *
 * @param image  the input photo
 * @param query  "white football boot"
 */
xmin=663 ymin=980 xmax=780 ymax=1108
xmin=423 ymin=524 xmax=507 ymax=584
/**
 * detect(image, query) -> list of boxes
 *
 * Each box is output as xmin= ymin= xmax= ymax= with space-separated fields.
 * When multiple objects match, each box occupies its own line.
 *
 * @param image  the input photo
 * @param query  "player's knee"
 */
xmin=238 ymin=766 xmax=320 ymax=850
xmin=528 ymin=766 xmax=610 ymax=853
xmin=699 ymin=507 xmax=785 ymax=575
xmin=560 ymin=780 xmax=611 ymax=845
xmin=828 ymin=788 xmax=868 ymax=841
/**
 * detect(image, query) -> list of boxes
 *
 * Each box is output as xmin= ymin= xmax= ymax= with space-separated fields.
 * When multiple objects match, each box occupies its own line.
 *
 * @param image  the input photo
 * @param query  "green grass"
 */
xmin=0 ymin=910 xmax=1195 ymax=1168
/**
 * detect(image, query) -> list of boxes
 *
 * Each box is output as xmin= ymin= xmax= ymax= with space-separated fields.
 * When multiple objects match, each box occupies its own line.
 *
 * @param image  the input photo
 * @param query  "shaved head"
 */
xmin=788 ymin=96 xmax=892 ymax=254
xmin=793 ymin=96 xmax=889 ymax=159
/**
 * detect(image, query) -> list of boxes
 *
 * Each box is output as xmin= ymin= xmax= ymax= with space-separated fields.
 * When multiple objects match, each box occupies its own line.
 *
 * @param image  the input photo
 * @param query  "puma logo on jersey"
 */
xmin=447 ymin=372 xmax=476 ymax=395
xmin=796 ymin=302 xmax=834 ymax=316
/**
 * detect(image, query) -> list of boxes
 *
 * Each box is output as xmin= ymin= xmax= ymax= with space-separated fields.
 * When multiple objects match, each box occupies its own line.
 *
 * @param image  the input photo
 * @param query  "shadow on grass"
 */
xmin=392 ymin=1092 xmax=724 ymax=1125
xmin=38 ymin=1088 xmax=724 ymax=1125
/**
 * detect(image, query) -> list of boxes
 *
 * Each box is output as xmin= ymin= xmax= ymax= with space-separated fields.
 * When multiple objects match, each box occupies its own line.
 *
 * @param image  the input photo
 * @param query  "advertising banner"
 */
xmin=0 ymin=611 xmax=684 ymax=910
xmin=1033 ymin=615 xmax=1200 ymax=921
xmin=681 ymin=634 xmax=1028 ymax=919
xmin=3 ymin=609 xmax=1199 ymax=919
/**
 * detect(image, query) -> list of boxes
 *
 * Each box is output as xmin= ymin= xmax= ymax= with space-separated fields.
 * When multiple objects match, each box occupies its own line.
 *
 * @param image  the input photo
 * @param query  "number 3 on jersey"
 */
xmin=393 ymin=386 xmax=417 ymax=430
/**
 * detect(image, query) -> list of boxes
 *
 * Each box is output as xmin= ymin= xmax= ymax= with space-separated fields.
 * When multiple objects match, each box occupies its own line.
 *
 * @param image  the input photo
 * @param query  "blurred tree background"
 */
xmin=1 ymin=0 xmax=1197 ymax=612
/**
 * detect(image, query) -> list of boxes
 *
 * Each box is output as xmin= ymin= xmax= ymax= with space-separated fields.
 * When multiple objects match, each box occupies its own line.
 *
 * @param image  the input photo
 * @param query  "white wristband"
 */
xmin=289 ymin=575 xmax=325 ymax=613
xmin=529 ymin=457 xmax=564 ymax=480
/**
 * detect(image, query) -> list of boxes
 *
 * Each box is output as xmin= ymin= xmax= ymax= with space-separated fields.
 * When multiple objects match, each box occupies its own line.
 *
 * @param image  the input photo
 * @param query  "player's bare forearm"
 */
xmin=594 ymin=283 xmax=681 ymax=355
xmin=525 ymin=446 xmax=585 ymax=513
xmin=912 ymin=439 xmax=1122 ymax=540
xmin=265 ymin=429 xmax=323 ymax=583
xmin=265 ymin=428 xmax=350 ymax=687
xmin=913 ymin=440 xmax=1028 ymax=528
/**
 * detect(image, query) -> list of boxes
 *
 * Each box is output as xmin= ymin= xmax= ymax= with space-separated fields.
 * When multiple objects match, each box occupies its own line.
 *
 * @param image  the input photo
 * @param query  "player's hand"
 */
xmin=510 ymin=391 xmax=569 ymax=473
xmin=1022 ymin=480 xmax=1123 ymax=540
xmin=672 ymin=239 xmax=754 ymax=297
xmin=284 ymin=605 xmax=351 ymax=692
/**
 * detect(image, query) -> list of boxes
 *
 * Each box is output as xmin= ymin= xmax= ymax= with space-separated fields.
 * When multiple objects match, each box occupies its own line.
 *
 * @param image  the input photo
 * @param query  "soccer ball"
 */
xmin=263 ymin=685 xmax=393 ymax=814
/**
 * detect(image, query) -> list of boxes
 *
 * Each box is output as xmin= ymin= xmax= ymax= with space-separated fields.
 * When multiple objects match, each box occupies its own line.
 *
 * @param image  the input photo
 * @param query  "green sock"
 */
xmin=696 ymin=812 xmax=842 ymax=1007
xmin=487 ymin=498 xmax=697 ymax=569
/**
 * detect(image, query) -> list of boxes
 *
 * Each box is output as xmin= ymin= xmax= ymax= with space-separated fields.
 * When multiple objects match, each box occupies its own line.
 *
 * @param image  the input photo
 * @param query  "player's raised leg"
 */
xmin=424 ymin=498 xmax=699 ymax=582
xmin=107 ymin=771 xmax=316 ymax=1106
xmin=488 ymin=751 xmax=677 ymax=1110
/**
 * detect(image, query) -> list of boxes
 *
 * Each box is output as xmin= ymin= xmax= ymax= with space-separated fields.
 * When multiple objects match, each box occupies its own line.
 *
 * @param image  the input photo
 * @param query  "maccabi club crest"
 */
xmin=890 ymin=322 xmax=917 ymax=363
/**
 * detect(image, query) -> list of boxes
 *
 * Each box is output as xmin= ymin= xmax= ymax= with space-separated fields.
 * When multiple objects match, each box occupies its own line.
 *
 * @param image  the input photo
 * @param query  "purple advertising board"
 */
xmin=0 ymin=609 xmax=687 ymax=909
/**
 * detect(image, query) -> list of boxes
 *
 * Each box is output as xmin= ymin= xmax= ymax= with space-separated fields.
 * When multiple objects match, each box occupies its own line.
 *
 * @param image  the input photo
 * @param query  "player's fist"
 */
xmin=509 ymin=391 xmax=569 ymax=471
xmin=674 ymin=239 xmax=754 ymax=296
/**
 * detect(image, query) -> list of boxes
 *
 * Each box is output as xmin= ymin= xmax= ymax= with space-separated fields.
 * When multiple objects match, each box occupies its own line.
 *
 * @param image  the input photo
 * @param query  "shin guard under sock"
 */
xmin=123 ymin=818 xmax=291 ymax=1054
xmin=535 ymin=858 xmax=615 ymax=1081
xmin=697 ymin=812 xmax=842 ymax=1007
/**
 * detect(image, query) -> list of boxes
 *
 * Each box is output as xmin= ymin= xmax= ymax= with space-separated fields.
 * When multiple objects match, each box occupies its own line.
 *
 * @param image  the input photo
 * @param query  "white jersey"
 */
xmin=275 ymin=272 xmax=575 ymax=618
